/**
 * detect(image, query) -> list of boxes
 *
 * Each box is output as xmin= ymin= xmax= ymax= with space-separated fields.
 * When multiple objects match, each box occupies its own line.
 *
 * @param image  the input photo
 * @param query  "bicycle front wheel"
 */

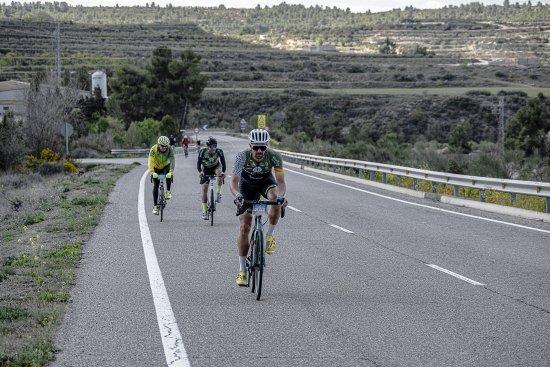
xmin=254 ymin=229 xmax=264 ymax=301
xmin=209 ymin=188 xmax=215 ymax=226
xmin=160 ymin=199 xmax=164 ymax=222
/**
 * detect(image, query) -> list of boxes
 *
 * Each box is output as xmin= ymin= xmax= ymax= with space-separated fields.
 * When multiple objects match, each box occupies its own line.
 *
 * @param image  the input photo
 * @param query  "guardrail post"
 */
xmin=546 ymin=197 xmax=549 ymax=214
xmin=396 ymin=175 xmax=401 ymax=187
xmin=480 ymin=189 xmax=486 ymax=202
xmin=510 ymin=192 xmax=516 ymax=205
xmin=369 ymin=171 xmax=375 ymax=181
xmin=413 ymin=178 xmax=418 ymax=190
xmin=382 ymin=172 xmax=387 ymax=184
xmin=453 ymin=185 xmax=460 ymax=197
xmin=431 ymin=181 xmax=437 ymax=193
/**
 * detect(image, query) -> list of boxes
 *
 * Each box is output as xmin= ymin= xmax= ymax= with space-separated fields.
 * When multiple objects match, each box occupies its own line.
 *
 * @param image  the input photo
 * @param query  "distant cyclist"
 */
xmin=148 ymin=136 xmax=175 ymax=215
xmin=197 ymin=137 xmax=226 ymax=219
xmin=169 ymin=134 xmax=177 ymax=147
xmin=181 ymin=135 xmax=190 ymax=157
xmin=230 ymin=129 xmax=287 ymax=286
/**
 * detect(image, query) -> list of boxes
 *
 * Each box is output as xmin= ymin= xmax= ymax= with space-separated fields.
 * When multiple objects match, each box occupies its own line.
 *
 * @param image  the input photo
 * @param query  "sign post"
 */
xmin=194 ymin=127 xmax=199 ymax=143
xmin=257 ymin=114 xmax=267 ymax=129
xmin=59 ymin=122 xmax=74 ymax=156
xmin=240 ymin=119 xmax=247 ymax=133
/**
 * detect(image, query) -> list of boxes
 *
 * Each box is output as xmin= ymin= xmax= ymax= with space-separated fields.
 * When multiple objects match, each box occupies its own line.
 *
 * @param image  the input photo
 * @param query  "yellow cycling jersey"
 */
xmin=148 ymin=144 xmax=175 ymax=172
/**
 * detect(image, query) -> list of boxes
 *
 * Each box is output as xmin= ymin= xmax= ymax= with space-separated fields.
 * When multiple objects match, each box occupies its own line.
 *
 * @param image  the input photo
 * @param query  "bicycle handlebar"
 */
xmin=242 ymin=200 xmax=286 ymax=218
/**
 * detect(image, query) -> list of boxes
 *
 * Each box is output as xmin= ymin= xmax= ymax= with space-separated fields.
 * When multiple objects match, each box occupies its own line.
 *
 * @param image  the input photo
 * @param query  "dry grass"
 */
xmin=0 ymin=164 xmax=133 ymax=366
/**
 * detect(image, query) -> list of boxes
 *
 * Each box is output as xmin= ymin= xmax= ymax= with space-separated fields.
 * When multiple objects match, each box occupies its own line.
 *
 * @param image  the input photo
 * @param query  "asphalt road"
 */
xmin=53 ymin=133 xmax=550 ymax=367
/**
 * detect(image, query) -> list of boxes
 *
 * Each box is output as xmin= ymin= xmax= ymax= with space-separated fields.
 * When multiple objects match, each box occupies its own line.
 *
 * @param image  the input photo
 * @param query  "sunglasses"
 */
xmin=252 ymin=146 xmax=267 ymax=152
xmin=159 ymin=145 xmax=168 ymax=149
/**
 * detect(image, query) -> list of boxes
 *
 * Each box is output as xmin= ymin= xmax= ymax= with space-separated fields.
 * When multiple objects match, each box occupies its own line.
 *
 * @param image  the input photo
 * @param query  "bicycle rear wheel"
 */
xmin=160 ymin=198 xmax=164 ymax=222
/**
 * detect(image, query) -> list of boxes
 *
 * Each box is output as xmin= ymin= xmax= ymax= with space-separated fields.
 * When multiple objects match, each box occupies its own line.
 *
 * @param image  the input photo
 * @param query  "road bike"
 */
xmin=204 ymin=175 xmax=221 ymax=226
xmin=157 ymin=174 xmax=167 ymax=222
xmin=243 ymin=199 xmax=285 ymax=301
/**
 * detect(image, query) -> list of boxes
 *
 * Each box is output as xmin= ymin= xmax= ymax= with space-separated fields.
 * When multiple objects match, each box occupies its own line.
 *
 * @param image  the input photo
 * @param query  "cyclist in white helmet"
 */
xmin=229 ymin=129 xmax=288 ymax=287
xmin=148 ymin=135 xmax=175 ymax=215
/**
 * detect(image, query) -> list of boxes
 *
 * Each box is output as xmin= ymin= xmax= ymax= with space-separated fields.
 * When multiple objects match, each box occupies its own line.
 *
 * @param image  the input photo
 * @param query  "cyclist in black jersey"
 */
xmin=230 ymin=129 xmax=288 ymax=286
xmin=197 ymin=137 xmax=226 ymax=220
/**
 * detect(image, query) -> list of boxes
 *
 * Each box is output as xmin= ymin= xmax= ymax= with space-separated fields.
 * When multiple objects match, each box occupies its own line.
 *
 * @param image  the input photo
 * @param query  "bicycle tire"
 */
xmin=255 ymin=229 xmax=264 ymax=301
xmin=209 ymin=188 xmax=215 ymax=226
xmin=159 ymin=186 xmax=164 ymax=222
xmin=249 ymin=230 xmax=258 ymax=294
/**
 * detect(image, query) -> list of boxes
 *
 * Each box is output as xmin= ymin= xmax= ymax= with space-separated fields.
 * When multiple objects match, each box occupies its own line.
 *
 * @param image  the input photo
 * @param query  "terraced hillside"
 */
xmin=1 ymin=20 xmax=549 ymax=90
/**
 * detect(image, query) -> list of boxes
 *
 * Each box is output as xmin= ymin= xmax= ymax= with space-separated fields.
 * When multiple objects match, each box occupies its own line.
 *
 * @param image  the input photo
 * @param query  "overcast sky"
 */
xmin=58 ymin=0 xmax=549 ymax=13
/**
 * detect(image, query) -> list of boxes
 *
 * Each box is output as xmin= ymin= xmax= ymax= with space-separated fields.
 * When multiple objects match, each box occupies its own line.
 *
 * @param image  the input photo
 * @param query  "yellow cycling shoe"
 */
xmin=165 ymin=191 xmax=172 ymax=200
xmin=265 ymin=235 xmax=276 ymax=255
xmin=152 ymin=205 xmax=160 ymax=215
xmin=235 ymin=271 xmax=247 ymax=287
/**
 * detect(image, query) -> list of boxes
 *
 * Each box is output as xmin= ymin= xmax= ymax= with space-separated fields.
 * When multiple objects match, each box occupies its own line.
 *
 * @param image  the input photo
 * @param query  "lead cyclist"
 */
xmin=230 ymin=129 xmax=288 ymax=287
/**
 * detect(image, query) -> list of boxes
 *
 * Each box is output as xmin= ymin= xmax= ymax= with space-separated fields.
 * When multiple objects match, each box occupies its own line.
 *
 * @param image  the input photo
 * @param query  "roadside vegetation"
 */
xmin=0 ymin=163 xmax=133 ymax=366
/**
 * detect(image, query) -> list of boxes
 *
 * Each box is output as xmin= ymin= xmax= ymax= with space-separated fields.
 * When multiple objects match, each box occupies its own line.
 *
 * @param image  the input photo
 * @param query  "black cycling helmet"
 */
xmin=206 ymin=137 xmax=217 ymax=147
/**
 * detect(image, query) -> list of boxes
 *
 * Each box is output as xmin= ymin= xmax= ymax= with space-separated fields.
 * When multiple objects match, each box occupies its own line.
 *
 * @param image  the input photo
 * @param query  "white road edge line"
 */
xmin=286 ymin=168 xmax=550 ymax=235
xmin=287 ymin=205 xmax=302 ymax=212
xmin=426 ymin=264 xmax=485 ymax=286
xmin=330 ymin=224 xmax=354 ymax=234
xmin=138 ymin=171 xmax=190 ymax=367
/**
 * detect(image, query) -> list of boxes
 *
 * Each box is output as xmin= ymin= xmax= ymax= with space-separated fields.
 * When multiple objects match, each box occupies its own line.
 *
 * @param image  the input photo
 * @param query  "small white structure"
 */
xmin=0 ymin=80 xmax=29 ymax=118
xmin=91 ymin=70 xmax=108 ymax=98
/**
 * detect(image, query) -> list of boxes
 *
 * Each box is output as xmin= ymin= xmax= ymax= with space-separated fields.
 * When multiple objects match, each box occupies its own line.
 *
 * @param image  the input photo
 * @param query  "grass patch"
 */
xmin=70 ymin=195 xmax=105 ymax=206
xmin=38 ymin=291 xmax=70 ymax=303
xmin=4 ymin=253 xmax=39 ymax=268
xmin=0 ymin=306 xmax=30 ymax=322
xmin=24 ymin=211 xmax=45 ymax=225
xmin=0 ymin=338 xmax=55 ymax=367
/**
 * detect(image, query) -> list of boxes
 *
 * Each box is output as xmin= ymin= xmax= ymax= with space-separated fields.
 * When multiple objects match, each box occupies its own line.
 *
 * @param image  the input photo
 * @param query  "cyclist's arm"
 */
xmin=196 ymin=149 xmax=203 ymax=173
xmin=230 ymin=151 xmax=245 ymax=197
xmin=218 ymin=149 xmax=227 ymax=173
xmin=230 ymin=175 xmax=240 ymax=197
xmin=147 ymin=146 xmax=155 ymax=172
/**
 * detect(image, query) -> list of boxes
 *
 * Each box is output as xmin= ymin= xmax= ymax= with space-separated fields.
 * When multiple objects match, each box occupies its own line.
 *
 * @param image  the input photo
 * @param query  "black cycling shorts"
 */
xmin=200 ymin=164 xmax=220 ymax=184
xmin=236 ymin=175 xmax=277 ymax=216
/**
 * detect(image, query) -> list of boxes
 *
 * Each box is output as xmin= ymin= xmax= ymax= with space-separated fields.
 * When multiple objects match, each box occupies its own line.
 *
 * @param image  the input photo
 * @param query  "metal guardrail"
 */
xmin=111 ymin=146 xmax=196 ymax=155
xmin=275 ymin=149 xmax=550 ymax=213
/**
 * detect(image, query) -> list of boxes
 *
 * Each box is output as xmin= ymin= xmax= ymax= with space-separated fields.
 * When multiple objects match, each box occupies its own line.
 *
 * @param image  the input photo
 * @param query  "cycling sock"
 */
xmin=239 ymin=256 xmax=247 ymax=272
xmin=201 ymin=203 xmax=207 ymax=213
xmin=266 ymin=224 xmax=275 ymax=237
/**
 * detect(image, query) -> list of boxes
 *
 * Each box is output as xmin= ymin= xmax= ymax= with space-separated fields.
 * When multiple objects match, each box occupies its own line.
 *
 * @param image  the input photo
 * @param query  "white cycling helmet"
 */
xmin=248 ymin=129 xmax=270 ymax=145
xmin=157 ymin=136 xmax=170 ymax=147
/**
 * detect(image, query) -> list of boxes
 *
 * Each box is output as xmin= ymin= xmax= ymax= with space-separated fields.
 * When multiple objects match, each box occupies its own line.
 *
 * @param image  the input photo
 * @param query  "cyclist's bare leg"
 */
xmin=201 ymin=182 xmax=208 ymax=203
xmin=266 ymin=187 xmax=281 ymax=226
xmin=237 ymin=213 xmax=252 ymax=256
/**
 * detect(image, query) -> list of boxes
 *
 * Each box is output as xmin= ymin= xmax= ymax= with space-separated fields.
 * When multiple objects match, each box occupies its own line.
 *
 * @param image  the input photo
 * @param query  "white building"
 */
xmin=0 ymin=80 xmax=29 ymax=118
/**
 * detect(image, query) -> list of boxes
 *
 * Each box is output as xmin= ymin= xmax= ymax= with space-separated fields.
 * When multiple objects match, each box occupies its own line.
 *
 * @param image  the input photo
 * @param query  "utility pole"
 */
xmin=54 ymin=22 xmax=61 ymax=85
xmin=498 ymin=96 xmax=505 ymax=157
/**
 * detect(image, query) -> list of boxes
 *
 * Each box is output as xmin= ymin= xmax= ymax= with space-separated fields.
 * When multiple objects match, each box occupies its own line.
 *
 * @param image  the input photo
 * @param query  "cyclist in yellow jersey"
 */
xmin=230 ymin=129 xmax=288 ymax=286
xmin=148 ymin=136 xmax=175 ymax=215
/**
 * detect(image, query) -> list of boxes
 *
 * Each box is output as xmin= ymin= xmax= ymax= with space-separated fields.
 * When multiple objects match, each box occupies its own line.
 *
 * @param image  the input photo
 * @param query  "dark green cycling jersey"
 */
xmin=197 ymin=147 xmax=226 ymax=172
xmin=232 ymin=149 xmax=283 ymax=181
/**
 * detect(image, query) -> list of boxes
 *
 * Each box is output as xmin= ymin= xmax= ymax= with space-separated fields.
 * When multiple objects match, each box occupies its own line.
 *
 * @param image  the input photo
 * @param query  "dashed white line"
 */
xmin=286 ymin=168 xmax=550 ymax=235
xmin=426 ymin=264 xmax=485 ymax=286
xmin=287 ymin=205 xmax=302 ymax=212
xmin=138 ymin=171 xmax=190 ymax=367
xmin=330 ymin=224 xmax=354 ymax=234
